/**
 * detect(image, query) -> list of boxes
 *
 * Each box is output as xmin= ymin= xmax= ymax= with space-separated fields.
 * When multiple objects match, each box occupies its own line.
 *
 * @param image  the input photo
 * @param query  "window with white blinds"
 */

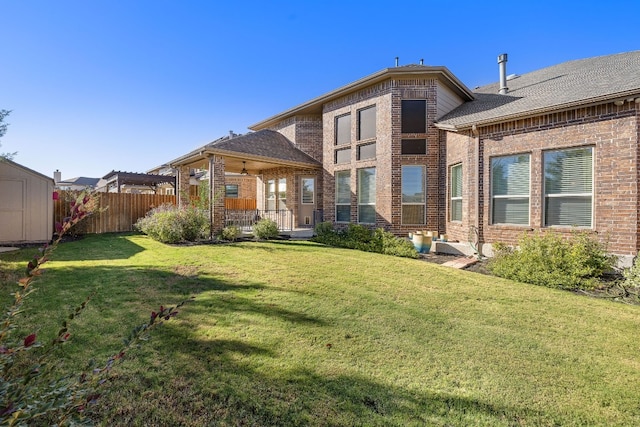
xmin=491 ymin=154 xmax=530 ymax=225
xmin=401 ymin=165 xmax=425 ymax=224
xmin=544 ymin=147 xmax=593 ymax=227
xmin=357 ymin=168 xmax=376 ymax=224
xmin=450 ymin=164 xmax=462 ymax=222
xmin=335 ymin=170 xmax=351 ymax=223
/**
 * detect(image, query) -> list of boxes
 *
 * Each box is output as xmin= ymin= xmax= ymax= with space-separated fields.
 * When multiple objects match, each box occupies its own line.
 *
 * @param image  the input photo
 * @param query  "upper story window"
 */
xmin=401 ymin=139 xmax=426 ymax=155
xmin=357 ymin=106 xmax=376 ymax=141
xmin=335 ymin=114 xmax=351 ymax=145
xmin=335 ymin=147 xmax=351 ymax=164
xmin=544 ymin=147 xmax=593 ymax=227
xmin=401 ymin=100 xmax=426 ymax=133
xmin=491 ymin=154 xmax=530 ymax=225
xmin=357 ymin=143 xmax=376 ymax=161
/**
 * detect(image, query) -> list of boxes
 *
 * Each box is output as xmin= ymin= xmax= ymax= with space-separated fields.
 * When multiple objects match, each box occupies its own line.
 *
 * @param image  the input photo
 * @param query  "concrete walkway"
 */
xmin=440 ymin=257 xmax=478 ymax=269
xmin=0 ymin=247 xmax=19 ymax=254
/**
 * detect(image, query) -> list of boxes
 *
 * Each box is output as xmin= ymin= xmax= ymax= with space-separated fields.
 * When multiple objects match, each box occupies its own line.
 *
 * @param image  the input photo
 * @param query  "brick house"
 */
xmin=167 ymin=50 xmax=640 ymax=260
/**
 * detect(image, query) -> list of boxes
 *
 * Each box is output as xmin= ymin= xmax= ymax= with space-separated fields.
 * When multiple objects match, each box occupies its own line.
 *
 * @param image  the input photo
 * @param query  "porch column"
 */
xmin=209 ymin=155 xmax=226 ymax=237
xmin=177 ymin=165 xmax=191 ymax=207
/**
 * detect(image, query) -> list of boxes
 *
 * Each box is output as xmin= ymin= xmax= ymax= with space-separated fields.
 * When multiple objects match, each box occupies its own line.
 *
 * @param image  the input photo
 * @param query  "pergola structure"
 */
xmin=101 ymin=171 xmax=176 ymax=193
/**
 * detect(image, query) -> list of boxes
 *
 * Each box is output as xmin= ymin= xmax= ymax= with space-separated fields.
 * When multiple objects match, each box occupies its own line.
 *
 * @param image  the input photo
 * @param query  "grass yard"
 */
xmin=1 ymin=233 xmax=640 ymax=426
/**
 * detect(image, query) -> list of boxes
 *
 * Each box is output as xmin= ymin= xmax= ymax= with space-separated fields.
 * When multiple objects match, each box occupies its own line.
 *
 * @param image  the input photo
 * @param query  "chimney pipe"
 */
xmin=498 ymin=53 xmax=508 ymax=94
xmin=53 ymin=169 xmax=61 ymax=184
xmin=395 ymin=57 xmax=399 ymax=67
xmin=419 ymin=58 xmax=424 ymax=65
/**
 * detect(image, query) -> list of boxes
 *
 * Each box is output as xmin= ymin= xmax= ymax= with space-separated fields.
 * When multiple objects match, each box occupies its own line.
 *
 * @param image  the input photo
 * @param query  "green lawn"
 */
xmin=1 ymin=233 xmax=640 ymax=426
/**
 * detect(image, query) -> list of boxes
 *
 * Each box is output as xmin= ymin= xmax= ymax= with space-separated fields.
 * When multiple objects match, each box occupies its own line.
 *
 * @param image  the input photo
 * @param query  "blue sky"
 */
xmin=1 ymin=0 xmax=638 ymax=180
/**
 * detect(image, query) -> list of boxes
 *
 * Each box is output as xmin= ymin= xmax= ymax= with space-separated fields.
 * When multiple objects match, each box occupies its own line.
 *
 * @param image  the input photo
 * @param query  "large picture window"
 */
xmin=335 ymin=114 xmax=351 ymax=145
xmin=450 ymin=164 xmax=462 ymax=222
xmin=544 ymin=147 xmax=593 ymax=227
xmin=401 ymin=100 xmax=426 ymax=133
xmin=357 ymin=168 xmax=376 ymax=224
xmin=357 ymin=106 xmax=376 ymax=141
xmin=335 ymin=170 xmax=351 ymax=223
xmin=402 ymin=165 xmax=425 ymax=224
xmin=491 ymin=154 xmax=530 ymax=225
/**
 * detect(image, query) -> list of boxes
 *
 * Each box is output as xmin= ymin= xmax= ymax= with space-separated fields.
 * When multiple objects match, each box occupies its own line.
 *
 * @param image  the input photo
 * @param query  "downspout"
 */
xmin=471 ymin=124 xmax=483 ymax=259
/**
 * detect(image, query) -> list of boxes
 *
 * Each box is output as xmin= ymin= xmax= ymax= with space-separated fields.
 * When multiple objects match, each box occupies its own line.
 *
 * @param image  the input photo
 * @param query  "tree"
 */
xmin=0 ymin=109 xmax=16 ymax=161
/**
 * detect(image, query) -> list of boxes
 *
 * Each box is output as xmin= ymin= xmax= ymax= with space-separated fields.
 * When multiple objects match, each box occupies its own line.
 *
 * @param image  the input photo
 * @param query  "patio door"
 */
xmin=298 ymin=176 xmax=315 ymax=227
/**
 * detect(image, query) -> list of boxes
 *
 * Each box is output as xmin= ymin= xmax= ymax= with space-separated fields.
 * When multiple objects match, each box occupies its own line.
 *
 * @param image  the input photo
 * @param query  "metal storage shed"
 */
xmin=0 ymin=159 xmax=54 ymax=244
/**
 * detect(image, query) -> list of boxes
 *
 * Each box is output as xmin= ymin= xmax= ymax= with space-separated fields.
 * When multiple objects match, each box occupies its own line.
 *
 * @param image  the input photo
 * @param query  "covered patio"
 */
xmin=167 ymin=130 xmax=322 ymax=237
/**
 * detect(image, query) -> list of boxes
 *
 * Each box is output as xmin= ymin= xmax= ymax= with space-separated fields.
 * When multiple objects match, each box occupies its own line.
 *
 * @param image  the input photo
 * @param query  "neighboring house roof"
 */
xmin=250 ymin=64 xmax=475 ymax=130
xmin=169 ymin=129 xmax=322 ymax=171
xmin=56 ymin=176 xmax=100 ymax=188
xmin=436 ymin=50 xmax=640 ymax=130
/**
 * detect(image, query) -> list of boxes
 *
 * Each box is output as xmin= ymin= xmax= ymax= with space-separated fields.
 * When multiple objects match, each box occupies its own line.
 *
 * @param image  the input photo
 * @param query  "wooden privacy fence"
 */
xmin=54 ymin=191 xmax=176 ymax=234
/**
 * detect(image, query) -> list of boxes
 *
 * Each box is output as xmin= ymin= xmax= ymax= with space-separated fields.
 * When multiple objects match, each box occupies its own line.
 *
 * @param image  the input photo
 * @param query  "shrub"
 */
xmin=135 ymin=204 xmax=209 ymax=243
xmin=488 ymin=231 xmax=616 ymax=290
xmin=311 ymin=223 xmax=417 ymax=259
xmin=252 ymin=219 xmax=279 ymax=240
xmin=221 ymin=225 xmax=241 ymax=242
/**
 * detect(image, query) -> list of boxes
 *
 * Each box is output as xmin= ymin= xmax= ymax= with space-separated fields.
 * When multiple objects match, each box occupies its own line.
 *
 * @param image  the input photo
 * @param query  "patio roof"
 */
xmin=168 ymin=129 xmax=322 ymax=174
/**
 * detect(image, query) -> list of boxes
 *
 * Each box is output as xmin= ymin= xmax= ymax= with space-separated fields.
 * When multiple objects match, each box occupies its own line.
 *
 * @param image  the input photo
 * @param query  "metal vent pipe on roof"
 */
xmin=498 ymin=53 xmax=508 ymax=94
xmin=395 ymin=57 xmax=399 ymax=67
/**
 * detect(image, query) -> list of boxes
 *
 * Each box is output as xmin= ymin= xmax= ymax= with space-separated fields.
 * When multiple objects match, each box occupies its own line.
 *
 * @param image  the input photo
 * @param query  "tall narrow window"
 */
xmin=357 ymin=106 xmax=376 ymax=140
xmin=335 ymin=114 xmax=351 ymax=145
xmin=278 ymin=178 xmax=287 ymax=210
xmin=491 ymin=154 xmax=530 ymax=225
xmin=335 ymin=170 xmax=351 ymax=223
xmin=544 ymin=147 xmax=593 ymax=227
xmin=450 ymin=164 xmax=462 ymax=222
xmin=401 ymin=100 xmax=426 ymax=133
xmin=266 ymin=179 xmax=276 ymax=211
xmin=301 ymin=178 xmax=314 ymax=204
xmin=402 ymin=165 xmax=425 ymax=224
xmin=357 ymin=168 xmax=376 ymax=224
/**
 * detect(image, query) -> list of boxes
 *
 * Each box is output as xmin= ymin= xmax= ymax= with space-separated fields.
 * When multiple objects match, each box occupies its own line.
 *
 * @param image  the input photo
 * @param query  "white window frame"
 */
xmin=543 ymin=147 xmax=593 ymax=228
xmin=490 ymin=154 xmax=531 ymax=226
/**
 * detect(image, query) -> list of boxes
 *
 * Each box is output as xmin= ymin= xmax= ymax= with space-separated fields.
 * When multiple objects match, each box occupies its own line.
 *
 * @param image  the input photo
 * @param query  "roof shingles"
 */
xmin=437 ymin=50 xmax=640 ymax=129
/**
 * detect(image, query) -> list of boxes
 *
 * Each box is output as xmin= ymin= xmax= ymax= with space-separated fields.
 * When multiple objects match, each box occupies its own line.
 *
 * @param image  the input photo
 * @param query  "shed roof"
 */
xmin=436 ymin=50 xmax=640 ymax=130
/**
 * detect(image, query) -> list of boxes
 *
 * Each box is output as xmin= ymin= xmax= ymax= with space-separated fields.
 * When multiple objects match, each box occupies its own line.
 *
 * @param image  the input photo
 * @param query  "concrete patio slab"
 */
xmin=440 ymin=257 xmax=478 ymax=269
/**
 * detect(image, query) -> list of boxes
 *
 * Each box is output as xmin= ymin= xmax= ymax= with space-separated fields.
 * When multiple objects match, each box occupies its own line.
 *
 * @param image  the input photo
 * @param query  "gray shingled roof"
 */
xmin=436 ymin=50 xmax=640 ymax=130
xmin=209 ymin=130 xmax=321 ymax=166
xmin=168 ymin=129 xmax=321 ymax=168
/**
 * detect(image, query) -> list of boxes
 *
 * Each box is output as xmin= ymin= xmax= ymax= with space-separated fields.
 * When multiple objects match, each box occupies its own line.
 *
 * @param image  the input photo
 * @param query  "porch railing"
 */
xmin=224 ymin=209 xmax=294 ymax=232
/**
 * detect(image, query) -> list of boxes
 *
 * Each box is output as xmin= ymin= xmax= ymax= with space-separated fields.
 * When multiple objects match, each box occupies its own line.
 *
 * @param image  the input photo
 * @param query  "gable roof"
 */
xmin=250 ymin=64 xmax=475 ymax=130
xmin=168 ymin=129 xmax=321 ymax=170
xmin=436 ymin=50 xmax=640 ymax=130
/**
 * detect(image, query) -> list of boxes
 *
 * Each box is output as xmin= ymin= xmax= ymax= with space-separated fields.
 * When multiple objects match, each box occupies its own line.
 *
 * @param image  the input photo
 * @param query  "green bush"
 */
xmin=312 ymin=222 xmax=417 ymax=259
xmin=488 ymin=231 xmax=616 ymax=290
xmin=622 ymin=253 xmax=640 ymax=289
xmin=135 ymin=204 xmax=209 ymax=243
xmin=221 ymin=225 xmax=241 ymax=241
xmin=252 ymin=218 xmax=279 ymax=240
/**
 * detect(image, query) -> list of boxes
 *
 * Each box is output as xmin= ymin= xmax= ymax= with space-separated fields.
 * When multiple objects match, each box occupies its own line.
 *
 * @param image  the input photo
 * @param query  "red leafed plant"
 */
xmin=0 ymin=190 xmax=190 ymax=426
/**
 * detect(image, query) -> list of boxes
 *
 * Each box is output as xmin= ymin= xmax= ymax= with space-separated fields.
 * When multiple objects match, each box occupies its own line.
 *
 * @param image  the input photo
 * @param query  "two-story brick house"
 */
xmin=167 ymin=50 xmax=640 ymax=260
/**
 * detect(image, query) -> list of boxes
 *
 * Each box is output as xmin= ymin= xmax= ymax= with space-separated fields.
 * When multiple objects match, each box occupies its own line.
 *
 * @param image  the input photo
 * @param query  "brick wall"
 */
xmin=445 ymin=102 xmax=639 ymax=255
